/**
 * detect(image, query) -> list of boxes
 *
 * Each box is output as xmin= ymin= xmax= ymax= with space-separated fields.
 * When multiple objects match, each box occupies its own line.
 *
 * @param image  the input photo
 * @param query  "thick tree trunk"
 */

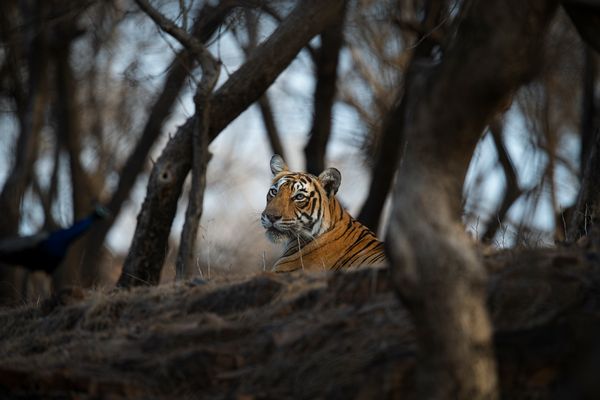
xmin=117 ymin=120 xmax=194 ymax=287
xmin=52 ymin=22 xmax=97 ymax=289
xmin=386 ymin=1 xmax=558 ymax=398
xmin=118 ymin=0 xmax=346 ymax=287
xmin=567 ymin=133 xmax=600 ymax=245
xmin=567 ymin=48 xmax=598 ymax=244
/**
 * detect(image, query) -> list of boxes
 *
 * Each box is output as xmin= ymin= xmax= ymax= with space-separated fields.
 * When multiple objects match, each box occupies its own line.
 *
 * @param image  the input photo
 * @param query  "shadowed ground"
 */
xmin=1 ymin=247 xmax=600 ymax=399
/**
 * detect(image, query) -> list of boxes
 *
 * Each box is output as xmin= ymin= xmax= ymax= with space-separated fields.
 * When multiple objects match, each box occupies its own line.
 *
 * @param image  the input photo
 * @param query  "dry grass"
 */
xmin=1 ymin=248 xmax=600 ymax=399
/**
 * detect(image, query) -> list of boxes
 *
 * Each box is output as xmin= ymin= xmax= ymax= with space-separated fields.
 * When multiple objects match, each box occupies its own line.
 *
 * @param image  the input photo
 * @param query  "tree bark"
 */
xmin=566 ymin=47 xmax=599 ymax=244
xmin=175 ymin=115 xmax=210 ymax=281
xmin=568 ymin=131 xmax=600 ymax=246
xmin=357 ymin=0 xmax=445 ymax=233
xmin=80 ymin=2 xmax=234 ymax=286
xmin=130 ymin=0 xmax=223 ymax=281
xmin=386 ymin=1 xmax=558 ymax=398
xmin=118 ymin=0 xmax=346 ymax=287
xmin=304 ymin=7 xmax=346 ymax=175
xmin=117 ymin=120 xmax=195 ymax=287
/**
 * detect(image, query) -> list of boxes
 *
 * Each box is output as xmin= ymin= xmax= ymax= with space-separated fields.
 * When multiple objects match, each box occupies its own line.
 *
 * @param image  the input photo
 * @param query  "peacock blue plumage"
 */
xmin=0 ymin=206 xmax=109 ymax=273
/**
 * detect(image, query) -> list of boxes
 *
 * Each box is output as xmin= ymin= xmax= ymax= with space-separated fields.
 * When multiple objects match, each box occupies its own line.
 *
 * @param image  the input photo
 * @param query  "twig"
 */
xmin=135 ymin=0 xmax=212 ymax=63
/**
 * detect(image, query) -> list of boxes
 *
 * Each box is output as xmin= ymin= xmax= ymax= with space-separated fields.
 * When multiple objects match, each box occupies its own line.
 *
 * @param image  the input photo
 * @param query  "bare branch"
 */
xmin=481 ymin=120 xmax=523 ymax=243
xmin=304 ymin=5 xmax=346 ymax=175
xmin=239 ymin=9 xmax=287 ymax=160
xmin=118 ymin=0 xmax=345 ymax=287
xmin=134 ymin=0 xmax=220 ymax=83
xmin=175 ymin=45 xmax=221 ymax=281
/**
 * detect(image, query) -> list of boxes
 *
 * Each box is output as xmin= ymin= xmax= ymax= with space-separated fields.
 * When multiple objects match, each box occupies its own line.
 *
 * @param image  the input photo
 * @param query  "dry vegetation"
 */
xmin=2 ymin=246 xmax=600 ymax=399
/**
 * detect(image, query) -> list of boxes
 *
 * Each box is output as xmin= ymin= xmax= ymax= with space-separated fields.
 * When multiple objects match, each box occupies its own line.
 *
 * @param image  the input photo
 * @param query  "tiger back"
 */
xmin=261 ymin=155 xmax=387 ymax=272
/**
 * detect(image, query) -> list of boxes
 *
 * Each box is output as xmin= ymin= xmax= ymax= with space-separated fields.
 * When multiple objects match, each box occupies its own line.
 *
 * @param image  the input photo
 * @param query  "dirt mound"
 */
xmin=1 ymin=248 xmax=600 ymax=399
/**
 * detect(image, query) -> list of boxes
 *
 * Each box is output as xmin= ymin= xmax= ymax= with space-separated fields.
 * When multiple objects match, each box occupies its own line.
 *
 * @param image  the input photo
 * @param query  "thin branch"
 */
xmin=134 ymin=0 xmax=220 ymax=81
xmin=481 ymin=121 xmax=523 ymax=242
xmin=175 ymin=42 xmax=220 ymax=280
xmin=239 ymin=9 xmax=286 ymax=159
xmin=304 ymin=5 xmax=346 ymax=175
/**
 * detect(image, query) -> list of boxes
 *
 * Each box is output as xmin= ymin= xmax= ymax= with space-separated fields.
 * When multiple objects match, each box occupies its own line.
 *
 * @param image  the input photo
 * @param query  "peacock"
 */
xmin=0 ymin=206 xmax=110 ymax=274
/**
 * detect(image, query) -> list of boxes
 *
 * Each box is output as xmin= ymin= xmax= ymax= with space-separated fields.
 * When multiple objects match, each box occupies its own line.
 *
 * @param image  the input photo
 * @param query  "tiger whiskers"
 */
xmin=294 ymin=231 xmax=327 ymax=270
xmin=296 ymin=234 xmax=305 ymax=271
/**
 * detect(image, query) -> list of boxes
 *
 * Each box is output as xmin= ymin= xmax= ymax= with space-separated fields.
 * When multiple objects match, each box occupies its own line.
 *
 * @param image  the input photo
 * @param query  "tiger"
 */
xmin=261 ymin=154 xmax=387 ymax=272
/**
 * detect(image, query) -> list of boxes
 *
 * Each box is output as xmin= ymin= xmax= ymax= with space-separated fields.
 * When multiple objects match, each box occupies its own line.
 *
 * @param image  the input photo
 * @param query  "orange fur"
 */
xmin=261 ymin=156 xmax=386 ymax=272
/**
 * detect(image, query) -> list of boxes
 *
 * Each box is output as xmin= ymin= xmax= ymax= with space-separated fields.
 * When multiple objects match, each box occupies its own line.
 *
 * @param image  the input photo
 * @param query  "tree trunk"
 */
xmin=357 ymin=0 xmax=445 ymax=233
xmin=52 ymin=21 xmax=97 ymax=289
xmin=118 ymin=0 xmax=346 ymax=287
xmin=567 ymin=47 xmax=599 ymax=244
xmin=568 ymin=132 xmax=600 ymax=244
xmin=117 ymin=120 xmax=195 ymax=287
xmin=580 ymin=47 xmax=597 ymax=175
xmin=386 ymin=1 xmax=558 ymax=398
xmin=80 ymin=1 xmax=235 ymax=287
xmin=304 ymin=7 xmax=345 ymax=175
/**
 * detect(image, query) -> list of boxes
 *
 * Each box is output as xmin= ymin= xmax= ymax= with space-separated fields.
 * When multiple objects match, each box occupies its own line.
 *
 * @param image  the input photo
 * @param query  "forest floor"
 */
xmin=1 ymin=246 xmax=600 ymax=399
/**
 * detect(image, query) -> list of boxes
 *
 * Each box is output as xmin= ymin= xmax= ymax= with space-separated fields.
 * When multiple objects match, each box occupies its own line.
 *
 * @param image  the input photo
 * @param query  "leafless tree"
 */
xmin=117 ymin=0 xmax=346 ymax=286
xmin=385 ymin=0 xmax=559 ymax=397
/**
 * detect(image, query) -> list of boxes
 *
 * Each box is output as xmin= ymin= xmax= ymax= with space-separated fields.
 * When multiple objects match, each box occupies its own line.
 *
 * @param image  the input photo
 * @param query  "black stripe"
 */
xmin=308 ymin=194 xmax=317 ymax=216
xmin=337 ymin=238 xmax=381 ymax=269
xmin=314 ymin=189 xmax=323 ymax=223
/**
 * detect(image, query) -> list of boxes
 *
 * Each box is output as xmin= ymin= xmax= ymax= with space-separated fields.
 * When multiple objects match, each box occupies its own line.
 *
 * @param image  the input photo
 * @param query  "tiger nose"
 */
xmin=263 ymin=212 xmax=281 ymax=223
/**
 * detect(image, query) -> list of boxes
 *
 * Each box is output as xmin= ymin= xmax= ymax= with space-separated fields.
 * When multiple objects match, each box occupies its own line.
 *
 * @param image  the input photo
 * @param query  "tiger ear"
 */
xmin=270 ymin=154 xmax=289 ymax=176
xmin=318 ymin=167 xmax=341 ymax=196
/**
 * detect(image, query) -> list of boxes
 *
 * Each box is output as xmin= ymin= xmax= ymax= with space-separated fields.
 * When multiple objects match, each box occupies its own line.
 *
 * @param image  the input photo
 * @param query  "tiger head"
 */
xmin=261 ymin=154 xmax=341 ymax=243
